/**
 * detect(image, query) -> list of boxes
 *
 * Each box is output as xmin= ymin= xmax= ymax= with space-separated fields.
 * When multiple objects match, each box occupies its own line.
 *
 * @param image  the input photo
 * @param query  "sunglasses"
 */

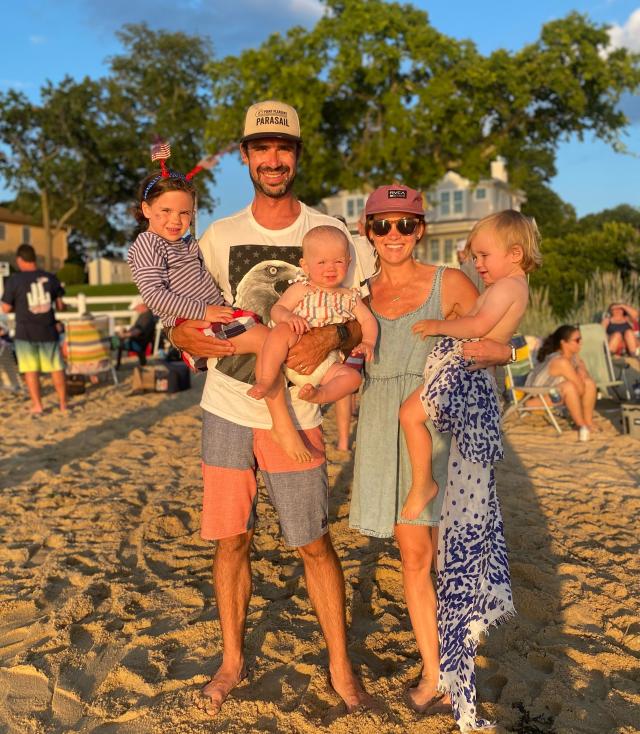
xmin=370 ymin=217 xmax=421 ymax=237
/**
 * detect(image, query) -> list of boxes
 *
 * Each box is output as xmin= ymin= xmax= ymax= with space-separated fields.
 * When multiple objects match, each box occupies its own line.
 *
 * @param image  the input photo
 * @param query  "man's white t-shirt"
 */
xmin=198 ymin=203 xmax=374 ymax=429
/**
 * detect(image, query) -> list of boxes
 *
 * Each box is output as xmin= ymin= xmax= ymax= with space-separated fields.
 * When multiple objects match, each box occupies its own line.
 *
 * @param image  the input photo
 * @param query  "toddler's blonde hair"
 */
xmin=466 ymin=209 xmax=542 ymax=273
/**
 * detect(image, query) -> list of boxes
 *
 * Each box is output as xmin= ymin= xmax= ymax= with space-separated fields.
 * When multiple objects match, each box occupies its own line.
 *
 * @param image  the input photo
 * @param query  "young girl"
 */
xmin=398 ymin=210 xmax=542 ymax=519
xmin=248 ymin=225 xmax=378 ymax=405
xmin=127 ymin=151 xmax=312 ymax=463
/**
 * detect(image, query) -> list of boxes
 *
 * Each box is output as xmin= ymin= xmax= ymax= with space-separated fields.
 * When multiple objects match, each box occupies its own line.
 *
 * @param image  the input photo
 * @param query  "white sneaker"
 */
xmin=578 ymin=426 xmax=590 ymax=442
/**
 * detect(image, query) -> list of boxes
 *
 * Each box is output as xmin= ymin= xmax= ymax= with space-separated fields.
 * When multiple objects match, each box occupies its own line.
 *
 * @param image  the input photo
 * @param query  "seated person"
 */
xmin=526 ymin=324 xmax=597 ymax=441
xmin=602 ymin=302 xmax=639 ymax=357
xmin=116 ymin=296 xmax=157 ymax=368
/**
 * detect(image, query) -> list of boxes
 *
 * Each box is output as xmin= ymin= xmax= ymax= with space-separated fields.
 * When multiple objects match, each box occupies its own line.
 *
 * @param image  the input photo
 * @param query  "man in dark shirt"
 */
xmin=1 ymin=244 xmax=67 ymax=414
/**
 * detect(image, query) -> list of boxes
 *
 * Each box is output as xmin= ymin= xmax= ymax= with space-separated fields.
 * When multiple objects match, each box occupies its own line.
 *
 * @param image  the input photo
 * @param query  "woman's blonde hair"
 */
xmin=466 ymin=209 xmax=542 ymax=273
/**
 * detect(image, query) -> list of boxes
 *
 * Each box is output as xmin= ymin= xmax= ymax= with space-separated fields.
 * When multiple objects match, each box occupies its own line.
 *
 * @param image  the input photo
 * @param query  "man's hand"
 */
xmin=172 ymin=319 xmax=236 ymax=358
xmin=462 ymin=339 xmax=511 ymax=371
xmin=286 ymin=320 xmax=363 ymax=375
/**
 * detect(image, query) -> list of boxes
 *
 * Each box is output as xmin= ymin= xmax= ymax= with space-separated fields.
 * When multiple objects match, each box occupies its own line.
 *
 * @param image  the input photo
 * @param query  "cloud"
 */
xmin=0 ymin=79 xmax=34 ymax=90
xmin=608 ymin=7 xmax=640 ymax=52
xmin=62 ymin=0 xmax=326 ymax=56
xmin=29 ymin=34 xmax=46 ymax=45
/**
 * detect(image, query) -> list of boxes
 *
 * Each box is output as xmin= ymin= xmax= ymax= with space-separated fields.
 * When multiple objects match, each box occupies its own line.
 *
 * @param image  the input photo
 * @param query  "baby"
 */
xmin=248 ymin=225 xmax=378 ymax=405
xmin=399 ymin=209 xmax=541 ymax=519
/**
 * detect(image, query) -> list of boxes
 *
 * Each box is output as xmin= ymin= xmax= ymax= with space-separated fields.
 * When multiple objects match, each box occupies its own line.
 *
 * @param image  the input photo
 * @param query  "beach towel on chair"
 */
xmin=420 ymin=336 xmax=514 ymax=731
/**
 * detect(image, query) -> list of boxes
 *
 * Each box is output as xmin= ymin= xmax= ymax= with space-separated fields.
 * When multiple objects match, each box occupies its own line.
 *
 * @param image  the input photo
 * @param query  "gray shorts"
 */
xmin=200 ymin=410 xmax=328 ymax=547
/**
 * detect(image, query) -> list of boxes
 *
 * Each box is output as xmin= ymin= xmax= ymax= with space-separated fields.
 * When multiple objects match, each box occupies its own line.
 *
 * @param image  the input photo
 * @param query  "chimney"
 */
xmin=490 ymin=157 xmax=508 ymax=183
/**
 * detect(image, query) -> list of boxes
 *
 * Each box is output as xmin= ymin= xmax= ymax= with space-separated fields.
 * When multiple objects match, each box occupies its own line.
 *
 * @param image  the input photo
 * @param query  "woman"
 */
xmin=349 ymin=185 xmax=510 ymax=719
xmin=526 ymin=324 xmax=597 ymax=441
xmin=602 ymin=303 xmax=639 ymax=357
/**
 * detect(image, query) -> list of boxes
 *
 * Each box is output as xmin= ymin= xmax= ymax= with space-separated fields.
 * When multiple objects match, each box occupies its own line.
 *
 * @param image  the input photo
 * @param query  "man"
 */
xmin=1 ymin=243 xmax=66 ymax=414
xmin=115 ymin=296 xmax=157 ymax=369
xmin=170 ymin=101 xmax=373 ymax=715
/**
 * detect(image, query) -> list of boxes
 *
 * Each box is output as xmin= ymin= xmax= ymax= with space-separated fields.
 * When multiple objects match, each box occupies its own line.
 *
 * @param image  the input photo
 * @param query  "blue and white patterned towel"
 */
xmin=420 ymin=337 xmax=515 ymax=732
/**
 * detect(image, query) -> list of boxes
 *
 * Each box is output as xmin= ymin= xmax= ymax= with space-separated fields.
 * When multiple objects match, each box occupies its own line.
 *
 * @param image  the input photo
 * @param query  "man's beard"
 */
xmin=250 ymin=166 xmax=296 ymax=199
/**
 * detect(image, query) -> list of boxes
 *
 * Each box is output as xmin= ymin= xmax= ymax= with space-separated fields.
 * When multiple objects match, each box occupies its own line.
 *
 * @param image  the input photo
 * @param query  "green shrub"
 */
xmin=57 ymin=263 xmax=86 ymax=286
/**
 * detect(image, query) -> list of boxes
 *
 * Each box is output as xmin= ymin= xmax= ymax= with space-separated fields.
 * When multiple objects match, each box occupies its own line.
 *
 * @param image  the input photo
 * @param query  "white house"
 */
xmin=317 ymin=158 xmax=526 ymax=265
xmin=87 ymin=257 xmax=132 ymax=286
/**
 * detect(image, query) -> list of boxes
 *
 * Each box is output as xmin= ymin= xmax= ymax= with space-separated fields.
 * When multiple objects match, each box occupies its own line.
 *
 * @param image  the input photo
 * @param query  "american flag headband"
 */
xmin=144 ymin=140 xmax=234 ymax=200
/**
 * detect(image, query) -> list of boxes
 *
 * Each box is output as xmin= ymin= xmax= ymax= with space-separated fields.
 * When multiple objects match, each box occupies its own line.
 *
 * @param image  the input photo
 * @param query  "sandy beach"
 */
xmin=0 ymin=371 xmax=638 ymax=734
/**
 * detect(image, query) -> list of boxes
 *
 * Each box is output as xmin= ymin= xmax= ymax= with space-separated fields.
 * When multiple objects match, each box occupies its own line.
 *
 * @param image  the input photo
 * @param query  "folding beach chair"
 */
xmin=578 ymin=323 xmax=629 ymax=401
xmin=64 ymin=315 xmax=118 ymax=385
xmin=0 ymin=341 xmax=24 ymax=393
xmin=503 ymin=334 xmax=563 ymax=434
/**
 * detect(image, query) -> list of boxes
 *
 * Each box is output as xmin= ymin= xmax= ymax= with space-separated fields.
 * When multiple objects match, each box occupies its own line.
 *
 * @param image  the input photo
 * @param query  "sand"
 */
xmin=0 ymin=371 xmax=638 ymax=734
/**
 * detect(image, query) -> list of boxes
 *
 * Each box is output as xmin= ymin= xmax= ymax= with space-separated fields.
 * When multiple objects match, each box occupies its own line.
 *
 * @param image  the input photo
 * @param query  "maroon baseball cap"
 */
xmin=365 ymin=185 xmax=425 ymax=216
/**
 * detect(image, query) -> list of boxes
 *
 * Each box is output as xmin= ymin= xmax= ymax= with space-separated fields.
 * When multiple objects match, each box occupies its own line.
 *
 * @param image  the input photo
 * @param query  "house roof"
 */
xmin=0 ymin=206 xmax=35 ymax=225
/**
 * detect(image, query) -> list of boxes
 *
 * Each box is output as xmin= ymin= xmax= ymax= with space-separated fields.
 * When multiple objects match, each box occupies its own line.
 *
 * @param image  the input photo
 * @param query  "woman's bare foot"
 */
xmin=270 ymin=423 xmax=312 ymax=463
xmin=298 ymin=383 xmax=325 ymax=403
xmin=247 ymin=382 xmax=269 ymax=400
xmin=401 ymin=480 xmax=439 ymax=520
xmin=406 ymin=676 xmax=451 ymax=714
xmin=328 ymin=665 xmax=375 ymax=713
xmin=199 ymin=665 xmax=247 ymax=717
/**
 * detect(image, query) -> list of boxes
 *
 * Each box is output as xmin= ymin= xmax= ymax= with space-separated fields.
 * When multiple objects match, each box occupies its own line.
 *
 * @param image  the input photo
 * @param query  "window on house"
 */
xmin=453 ymin=191 xmax=463 ymax=213
xmin=444 ymin=239 xmax=454 ymax=263
xmin=347 ymin=199 xmax=355 ymax=218
xmin=475 ymin=188 xmax=486 ymax=199
xmin=357 ymin=198 xmax=365 ymax=213
xmin=22 ymin=226 xmax=31 ymax=243
xmin=0 ymin=223 xmax=5 ymax=240
xmin=440 ymin=192 xmax=450 ymax=216
xmin=430 ymin=239 xmax=440 ymax=262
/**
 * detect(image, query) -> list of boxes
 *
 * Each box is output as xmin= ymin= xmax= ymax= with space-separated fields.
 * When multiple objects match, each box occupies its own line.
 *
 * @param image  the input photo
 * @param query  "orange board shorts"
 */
xmin=201 ymin=410 xmax=328 ymax=547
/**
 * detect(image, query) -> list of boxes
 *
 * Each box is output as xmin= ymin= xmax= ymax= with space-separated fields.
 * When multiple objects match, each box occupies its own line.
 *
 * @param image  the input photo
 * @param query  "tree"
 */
xmin=205 ymin=0 xmax=640 ymax=204
xmin=530 ymin=221 xmax=640 ymax=315
xmin=0 ymin=77 xmax=114 ymax=268
xmin=0 ymin=24 xmax=215 ymax=263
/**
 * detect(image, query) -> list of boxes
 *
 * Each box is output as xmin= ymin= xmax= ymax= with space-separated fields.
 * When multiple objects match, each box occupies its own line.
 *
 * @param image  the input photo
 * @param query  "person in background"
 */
xmin=1 ymin=243 xmax=67 ymax=414
xmin=456 ymin=239 xmax=484 ymax=293
xmin=526 ymin=324 xmax=597 ymax=441
xmin=602 ymin=302 xmax=639 ymax=356
xmin=115 ymin=296 xmax=157 ymax=369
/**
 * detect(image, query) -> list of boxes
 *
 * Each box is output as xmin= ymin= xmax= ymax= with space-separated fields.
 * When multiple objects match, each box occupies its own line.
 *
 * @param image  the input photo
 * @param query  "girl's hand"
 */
xmin=205 ymin=304 xmax=235 ymax=324
xmin=412 ymin=319 xmax=439 ymax=339
xmin=351 ymin=341 xmax=375 ymax=361
xmin=283 ymin=314 xmax=310 ymax=335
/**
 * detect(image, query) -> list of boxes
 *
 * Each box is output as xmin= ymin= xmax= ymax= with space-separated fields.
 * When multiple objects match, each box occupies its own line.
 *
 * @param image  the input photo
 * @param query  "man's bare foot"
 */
xmin=200 ymin=665 xmax=247 ymax=717
xmin=298 ymin=383 xmax=325 ymax=403
xmin=400 ymin=479 xmax=439 ymax=520
xmin=406 ymin=676 xmax=451 ymax=714
xmin=247 ymin=382 xmax=269 ymax=400
xmin=328 ymin=666 xmax=375 ymax=713
xmin=270 ymin=423 xmax=312 ymax=463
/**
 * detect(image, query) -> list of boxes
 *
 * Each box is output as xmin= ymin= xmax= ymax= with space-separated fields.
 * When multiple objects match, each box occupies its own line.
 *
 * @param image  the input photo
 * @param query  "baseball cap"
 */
xmin=241 ymin=100 xmax=301 ymax=143
xmin=365 ymin=185 xmax=424 ymax=216
xmin=129 ymin=295 xmax=144 ymax=309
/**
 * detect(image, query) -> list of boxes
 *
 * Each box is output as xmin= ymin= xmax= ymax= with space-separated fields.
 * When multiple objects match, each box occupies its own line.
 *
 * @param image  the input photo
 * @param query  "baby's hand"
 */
xmin=205 ymin=304 xmax=235 ymax=323
xmin=283 ymin=314 xmax=310 ymax=335
xmin=412 ymin=319 xmax=440 ymax=339
xmin=351 ymin=341 xmax=375 ymax=361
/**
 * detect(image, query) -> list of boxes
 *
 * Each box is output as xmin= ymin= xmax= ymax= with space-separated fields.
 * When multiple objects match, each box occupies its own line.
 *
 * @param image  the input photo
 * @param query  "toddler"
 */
xmin=248 ymin=225 xmax=378 ymax=405
xmin=398 ymin=210 xmax=541 ymax=519
xmin=127 ymin=147 xmax=312 ymax=462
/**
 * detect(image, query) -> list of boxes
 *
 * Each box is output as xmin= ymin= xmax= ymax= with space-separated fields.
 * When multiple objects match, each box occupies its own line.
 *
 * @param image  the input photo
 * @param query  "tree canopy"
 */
xmin=206 ymin=0 xmax=640 ymax=203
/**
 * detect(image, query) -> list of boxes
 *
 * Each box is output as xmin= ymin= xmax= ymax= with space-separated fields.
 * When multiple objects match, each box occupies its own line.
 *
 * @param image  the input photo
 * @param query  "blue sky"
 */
xmin=3 ymin=0 xmax=640 ymax=235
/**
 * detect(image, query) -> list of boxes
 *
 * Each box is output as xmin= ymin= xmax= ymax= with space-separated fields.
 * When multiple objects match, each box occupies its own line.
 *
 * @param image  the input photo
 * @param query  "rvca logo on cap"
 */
xmin=388 ymin=189 xmax=407 ymax=198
